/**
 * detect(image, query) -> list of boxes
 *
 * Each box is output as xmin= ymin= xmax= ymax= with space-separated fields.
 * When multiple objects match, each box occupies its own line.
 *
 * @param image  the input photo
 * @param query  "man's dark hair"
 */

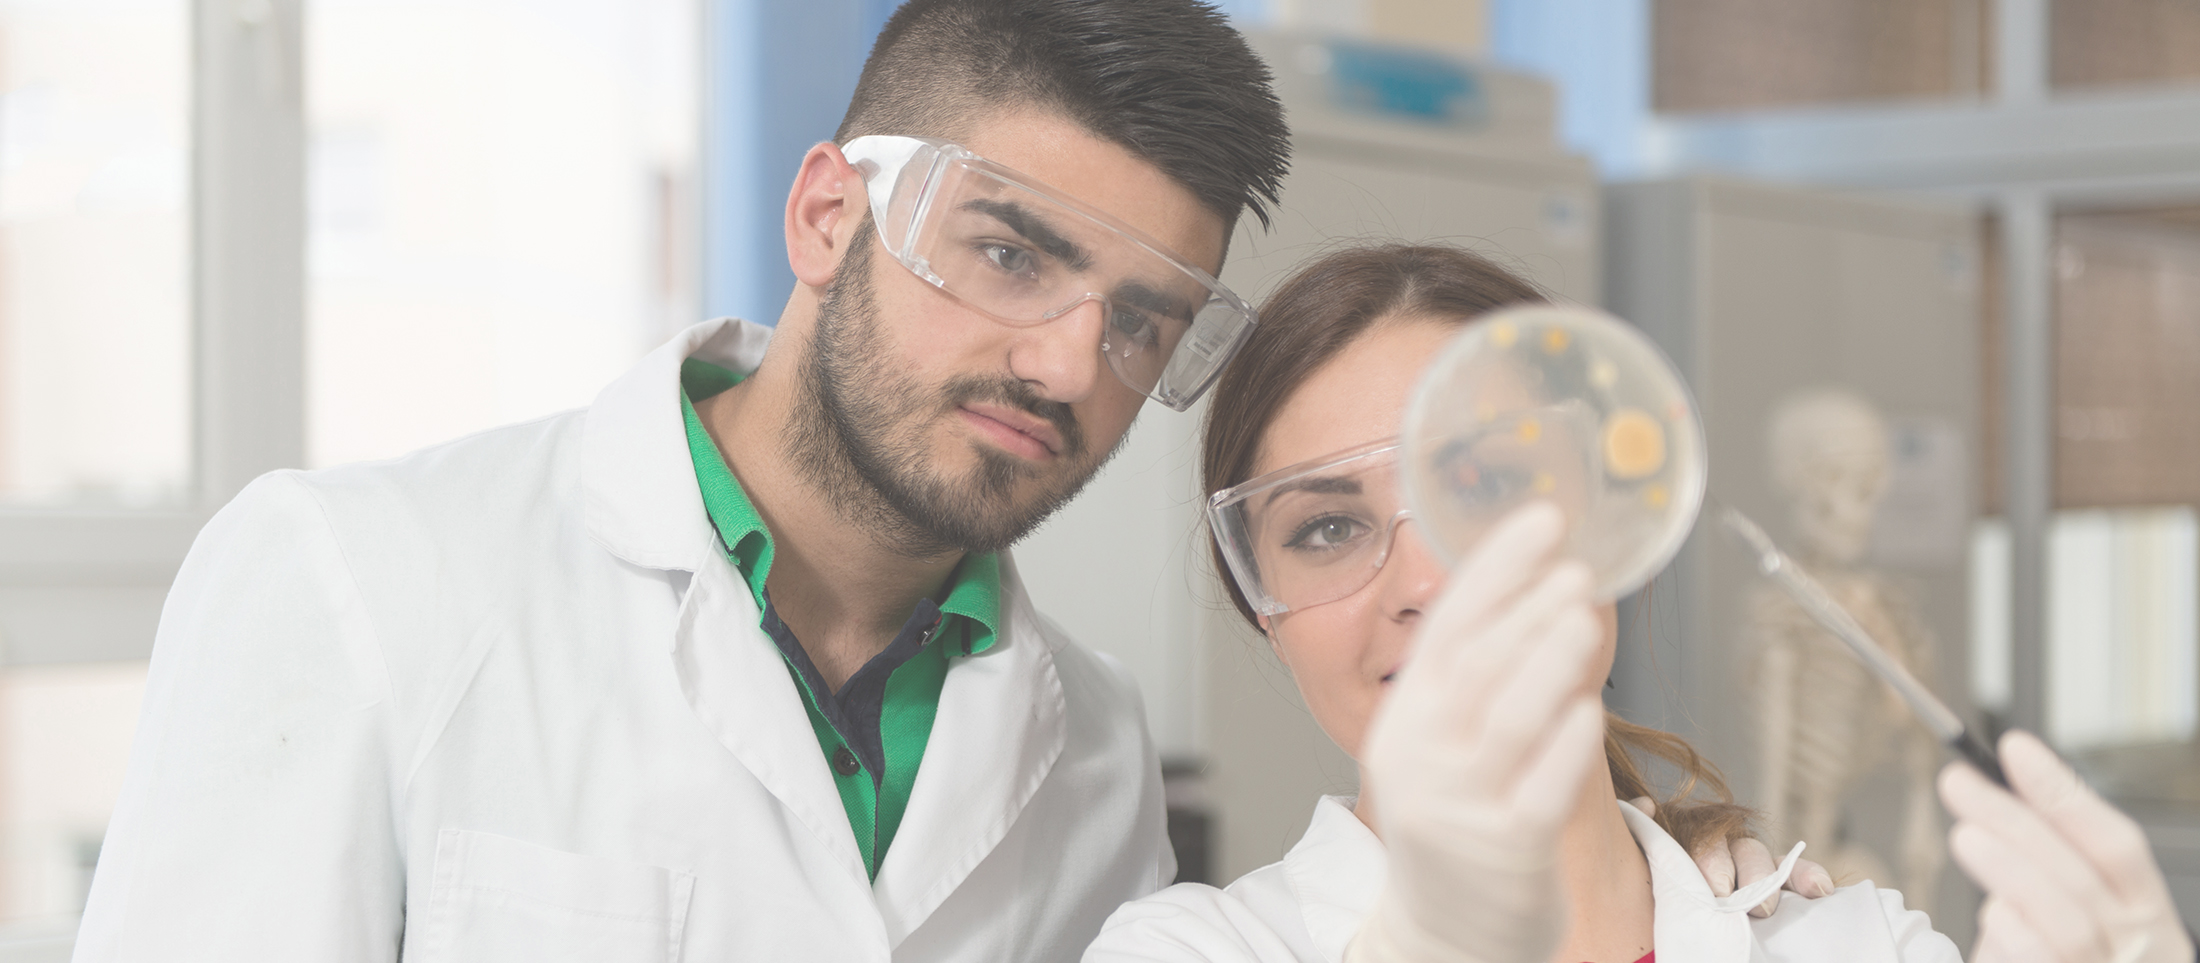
xmin=835 ymin=0 xmax=1290 ymax=236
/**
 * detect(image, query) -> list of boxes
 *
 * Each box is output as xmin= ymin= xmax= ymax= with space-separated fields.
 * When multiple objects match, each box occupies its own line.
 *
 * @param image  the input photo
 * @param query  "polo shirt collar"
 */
xmin=677 ymin=358 xmax=1001 ymax=652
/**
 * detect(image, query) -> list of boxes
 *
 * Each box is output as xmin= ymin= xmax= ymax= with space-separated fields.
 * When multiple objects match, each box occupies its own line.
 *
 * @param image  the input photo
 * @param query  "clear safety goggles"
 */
xmin=1209 ymin=404 xmax=1598 ymax=616
xmin=841 ymin=135 xmax=1258 ymax=412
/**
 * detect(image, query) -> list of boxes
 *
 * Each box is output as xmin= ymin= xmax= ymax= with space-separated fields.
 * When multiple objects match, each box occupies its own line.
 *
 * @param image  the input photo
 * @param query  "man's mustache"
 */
xmin=941 ymin=377 xmax=1085 ymax=458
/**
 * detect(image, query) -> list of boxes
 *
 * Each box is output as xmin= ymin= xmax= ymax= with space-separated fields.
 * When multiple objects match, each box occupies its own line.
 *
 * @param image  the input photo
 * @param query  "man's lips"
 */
xmin=959 ymin=403 xmax=1064 ymax=460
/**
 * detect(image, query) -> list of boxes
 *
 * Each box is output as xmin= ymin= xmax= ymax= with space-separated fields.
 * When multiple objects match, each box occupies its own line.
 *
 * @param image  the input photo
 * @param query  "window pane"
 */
xmin=1979 ymin=209 xmax=2200 ymax=513
xmin=2052 ymin=0 xmax=2200 ymax=91
xmin=0 ymin=661 xmax=146 ymax=923
xmin=2055 ymin=210 xmax=2200 ymax=508
xmin=306 ymin=0 xmax=700 ymax=468
xmin=0 ymin=1 xmax=191 ymax=507
xmin=1970 ymin=512 xmax=2199 ymax=751
xmin=1652 ymin=0 xmax=1989 ymax=113
xmin=2047 ymin=508 xmax=2198 ymax=751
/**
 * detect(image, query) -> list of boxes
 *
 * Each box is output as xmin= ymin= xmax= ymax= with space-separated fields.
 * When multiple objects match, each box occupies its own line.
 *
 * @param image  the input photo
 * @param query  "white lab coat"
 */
xmin=1084 ymin=796 xmax=1961 ymax=963
xmin=75 ymin=318 xmax=1172 ymax=963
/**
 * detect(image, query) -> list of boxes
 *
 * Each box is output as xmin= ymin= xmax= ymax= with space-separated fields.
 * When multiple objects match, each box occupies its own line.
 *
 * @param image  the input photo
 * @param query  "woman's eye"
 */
xmin=1284 ymin=514 xmax=1367 ymax=552
xmin=981 ymin=242 xmax=1036 ymax=276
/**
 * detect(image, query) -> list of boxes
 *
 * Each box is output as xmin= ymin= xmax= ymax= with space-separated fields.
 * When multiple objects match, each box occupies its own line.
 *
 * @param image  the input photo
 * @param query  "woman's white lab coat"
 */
xmin=1084 ymin=796 xmax=1961 ymax=963
xmin=74 ymin=319 xmax=1172 ymax=963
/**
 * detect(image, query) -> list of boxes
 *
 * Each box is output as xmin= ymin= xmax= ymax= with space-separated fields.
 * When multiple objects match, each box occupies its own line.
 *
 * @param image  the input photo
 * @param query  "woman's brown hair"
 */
xmin=1200 ymin=242 xmax=1754 ymax=855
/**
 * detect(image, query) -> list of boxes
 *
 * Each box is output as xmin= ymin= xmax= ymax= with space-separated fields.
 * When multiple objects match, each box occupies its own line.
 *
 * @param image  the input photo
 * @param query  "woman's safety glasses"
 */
xmin=1209 ymin=404 xmax=1598 ymax=616
xmin=841 ymin=135 xmax=1258 ymax=412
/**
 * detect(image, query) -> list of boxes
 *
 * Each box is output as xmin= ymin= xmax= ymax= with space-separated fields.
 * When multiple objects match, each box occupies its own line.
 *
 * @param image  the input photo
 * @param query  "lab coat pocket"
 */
xmin=416 ymin=829 xmax=696 ymax=963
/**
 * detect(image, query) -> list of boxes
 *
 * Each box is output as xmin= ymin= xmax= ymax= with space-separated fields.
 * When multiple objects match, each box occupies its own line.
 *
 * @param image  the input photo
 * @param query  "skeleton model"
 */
xmin=1751 ymin=389 xmax=1944 ymax=911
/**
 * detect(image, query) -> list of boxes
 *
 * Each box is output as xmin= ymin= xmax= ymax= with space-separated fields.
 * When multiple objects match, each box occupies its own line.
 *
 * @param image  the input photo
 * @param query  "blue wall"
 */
xmin=1491 ymin=0 xmax=1653 ymax=176
xmin=703 ymin=0 xmax=898 ymax=325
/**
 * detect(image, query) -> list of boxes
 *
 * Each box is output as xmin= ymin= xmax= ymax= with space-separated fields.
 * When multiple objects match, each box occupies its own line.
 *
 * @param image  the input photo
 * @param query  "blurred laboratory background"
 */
xmin=3 ymin=0 xmax=2199 ymax=954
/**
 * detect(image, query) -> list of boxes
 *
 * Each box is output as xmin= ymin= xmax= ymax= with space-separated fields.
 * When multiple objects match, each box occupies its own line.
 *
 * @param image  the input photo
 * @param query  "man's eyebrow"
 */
xmin=961 ymin=198 xmax=1090 ymax=270
xmin=1262 ymin=474 xmax=1362 ymax=509
xmin=1110 ymin=279 xmax=1199 ymax=323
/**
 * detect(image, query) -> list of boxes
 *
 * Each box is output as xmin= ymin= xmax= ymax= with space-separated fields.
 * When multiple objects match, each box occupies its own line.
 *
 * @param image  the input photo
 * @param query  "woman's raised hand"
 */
xmin=1348 ymin=503 xmax=1609 ymax=963
xmin=1940 ymin=731 xmax=2195 ymax=963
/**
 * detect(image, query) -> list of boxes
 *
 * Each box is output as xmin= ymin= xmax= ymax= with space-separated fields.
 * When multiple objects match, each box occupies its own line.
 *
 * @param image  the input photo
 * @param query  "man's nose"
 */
xmin=1374 ymin=517 xmax=1448 ymax=623
xmin=1005 ymin=296 xmax=1109 ymax=404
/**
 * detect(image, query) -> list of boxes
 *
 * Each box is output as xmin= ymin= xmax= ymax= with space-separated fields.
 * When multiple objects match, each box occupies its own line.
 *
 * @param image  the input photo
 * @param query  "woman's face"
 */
xmin=1251 ymin=315 xmax=1618 ymax=759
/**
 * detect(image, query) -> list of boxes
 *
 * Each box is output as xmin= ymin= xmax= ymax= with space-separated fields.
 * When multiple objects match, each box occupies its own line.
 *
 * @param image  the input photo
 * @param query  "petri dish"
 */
xmin=1399 ymin=304 xmax=1705 ymax=600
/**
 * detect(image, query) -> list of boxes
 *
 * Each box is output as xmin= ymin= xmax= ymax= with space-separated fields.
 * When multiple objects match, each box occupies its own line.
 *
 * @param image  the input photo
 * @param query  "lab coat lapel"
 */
xmin=672 ymin=555 xmax=869 ymax=879
xmin=1283 ymin=796 xmax=1385 ymax=963
xmin=588 ymin=317 xmax=868 ymax=878
xmin=1621 ymin=801 xmax=1802 ymax=963
xmin=870 ymin=550 xmax=1066 ymax=947
xmin=583 ymin=317 xmax=773 ymax=571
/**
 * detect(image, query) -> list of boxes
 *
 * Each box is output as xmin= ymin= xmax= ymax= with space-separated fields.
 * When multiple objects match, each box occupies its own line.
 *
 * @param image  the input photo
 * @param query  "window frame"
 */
xmin=0 ymin=0 xmax=304 ymax=666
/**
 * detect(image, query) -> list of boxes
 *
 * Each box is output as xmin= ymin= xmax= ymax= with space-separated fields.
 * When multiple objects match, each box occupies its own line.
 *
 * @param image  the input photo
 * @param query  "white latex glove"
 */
xmin=1625 ymin=797 xmax=1836 ymax=917
xmin=1938 ymin=730 xmax=2195 ymax=963
xmin=1347 ymin=503 xmax=1609 ymax=963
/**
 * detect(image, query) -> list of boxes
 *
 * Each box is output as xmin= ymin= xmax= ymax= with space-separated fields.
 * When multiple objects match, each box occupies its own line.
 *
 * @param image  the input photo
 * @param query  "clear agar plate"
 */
xmin=1399 ymin=304 xmax=1705 ymax=600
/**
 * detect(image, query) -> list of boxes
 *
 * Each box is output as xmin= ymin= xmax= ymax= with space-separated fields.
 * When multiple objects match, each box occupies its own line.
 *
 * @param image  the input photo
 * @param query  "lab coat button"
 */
xmin=831 ymin=746 xmax=861 ymax=776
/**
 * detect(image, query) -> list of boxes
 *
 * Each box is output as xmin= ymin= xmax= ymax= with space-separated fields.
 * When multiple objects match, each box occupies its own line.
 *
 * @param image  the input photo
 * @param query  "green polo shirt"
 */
xmin=679 ymin=359 xmax=1000 ymax=880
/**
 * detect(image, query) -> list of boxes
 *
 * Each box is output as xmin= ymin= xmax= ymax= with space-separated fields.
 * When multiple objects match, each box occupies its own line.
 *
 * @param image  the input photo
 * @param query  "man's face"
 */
xmin=790 ymin=111 xmax=1229 ymax=557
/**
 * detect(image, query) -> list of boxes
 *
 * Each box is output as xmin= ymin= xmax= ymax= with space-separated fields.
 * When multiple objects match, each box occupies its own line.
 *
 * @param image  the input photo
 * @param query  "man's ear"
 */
xmin=785 ymin=141 xmax=864 ymax=289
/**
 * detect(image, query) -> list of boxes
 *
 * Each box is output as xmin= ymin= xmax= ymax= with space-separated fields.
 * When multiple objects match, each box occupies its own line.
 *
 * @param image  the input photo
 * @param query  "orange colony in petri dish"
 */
xmin=1603 ymin=408 xmax=1666 ymax=480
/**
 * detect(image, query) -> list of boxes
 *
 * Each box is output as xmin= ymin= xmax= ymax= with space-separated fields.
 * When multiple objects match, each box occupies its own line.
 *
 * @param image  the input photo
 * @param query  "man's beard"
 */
xmin=784 ymin=226 xmax=1124 ymax=559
